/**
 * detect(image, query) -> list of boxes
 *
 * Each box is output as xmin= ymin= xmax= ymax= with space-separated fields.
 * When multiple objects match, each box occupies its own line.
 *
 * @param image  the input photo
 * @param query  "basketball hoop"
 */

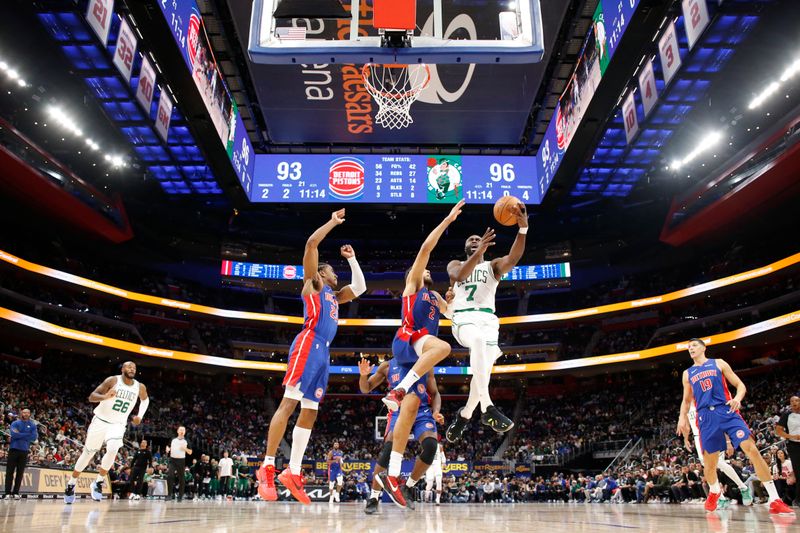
xmin=362 ymin=63 xmax=431 ymax=129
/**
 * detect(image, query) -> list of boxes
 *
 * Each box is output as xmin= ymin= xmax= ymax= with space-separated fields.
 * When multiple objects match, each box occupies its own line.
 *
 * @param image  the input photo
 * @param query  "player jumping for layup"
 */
xmin=446 ymin=202 xmax=528 ymax=440
xmin=676 ymin=339 xmax=795 ymax=515
xmin=256 ymin=209 xmax=366 ymax=505
xmin=64 ymin=361 xmax=148 ymax=504
xmin=359 ymin=356 xmax=443 ymax=513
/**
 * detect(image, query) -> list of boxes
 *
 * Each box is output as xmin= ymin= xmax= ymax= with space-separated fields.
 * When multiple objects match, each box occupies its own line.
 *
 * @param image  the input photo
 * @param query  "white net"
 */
xmin=362 ymin=63 xmax=431 ymax=129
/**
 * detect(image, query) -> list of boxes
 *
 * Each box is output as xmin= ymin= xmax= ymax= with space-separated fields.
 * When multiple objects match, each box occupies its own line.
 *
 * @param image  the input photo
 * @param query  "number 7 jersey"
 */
xmin=93 ymin=375 xmax=140 ymax=425
xmin=451 ymin=261 xmax=498 ymax=313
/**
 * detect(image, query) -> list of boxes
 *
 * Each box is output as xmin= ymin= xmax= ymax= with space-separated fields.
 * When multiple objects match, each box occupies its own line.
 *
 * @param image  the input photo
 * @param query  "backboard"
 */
xmin=249 ymin=0 xmax=545 ymax=64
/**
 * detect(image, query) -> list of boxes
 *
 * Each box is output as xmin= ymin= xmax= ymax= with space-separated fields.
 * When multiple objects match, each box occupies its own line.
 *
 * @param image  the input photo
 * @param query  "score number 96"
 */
xmin=489 ymin=163 xmax=515 ymax=182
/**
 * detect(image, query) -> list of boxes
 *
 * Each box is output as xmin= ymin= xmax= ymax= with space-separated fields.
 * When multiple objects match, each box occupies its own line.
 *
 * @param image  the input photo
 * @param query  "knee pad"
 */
xmin=419 ymin=437 xmax=438 ymax=465
xmin=100 ymin=440 xmax=123 ymax=470
xmin=377 ymin=441 xmax=393 ymax=469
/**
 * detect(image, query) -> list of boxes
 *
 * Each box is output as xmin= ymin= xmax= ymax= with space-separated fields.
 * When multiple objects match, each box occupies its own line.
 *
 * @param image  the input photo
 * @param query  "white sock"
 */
xmin=709 ymin=481 xmax=720 ymax=494
xmin=68 ymin=477 xmax=77 ymax=486
xmin=96 ymin=474 xmax=104 ymax=483
xmin=371 ymin=489 xmax=381 ymax=499
xmin=262 ymin=455 xmax=275 ymax=468
xmin=289 ymin=426 xmax=312 ymax=476
xmin=717 ymin=460 xmax=746 ymax=489
xmin=406 ymin=477 xmax=418 ymax=488
xmin=436 ymin=492 xmax=441 ymax=503
xmin=396 ymin=370 xmax=421 ymax=392
xmin=388 ymin=451 xmax=403 ymax=477
xmin=763 ymin=480 xmax=780 ymax=502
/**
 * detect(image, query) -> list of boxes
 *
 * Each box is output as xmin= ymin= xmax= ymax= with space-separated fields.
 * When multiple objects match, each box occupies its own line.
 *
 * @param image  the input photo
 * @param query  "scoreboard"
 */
xmin=502 ymin=263 xmax=571 ymax=281
xmin=251 ymin=154 xmax=539 ymax=204
xmin=221 ymin=260 xmax=304 ymax=280
xmin=222 ymin=260 xmax=570 ymax=282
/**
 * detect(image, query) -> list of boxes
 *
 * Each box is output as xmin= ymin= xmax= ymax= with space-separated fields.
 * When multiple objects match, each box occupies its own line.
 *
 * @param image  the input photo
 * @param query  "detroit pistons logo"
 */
xmin=425 ymin=422 xmax=434 ymax=429
xmin=186 ymin=9 xmax=202 ymax=68
xmin=417 ymin=383 xmax=426 ymax=395
xmin=315 ymin=388 xmax=324 ymax=399
xmin=329 ymin=158 xmax=365 ymax=201
xmin=736 ymin=430 xmax=745 ymax=439
xmin=555 ymin=103 xmax=567 ymax=151
xmin=283 ymin=265 xmax=297 ymax=279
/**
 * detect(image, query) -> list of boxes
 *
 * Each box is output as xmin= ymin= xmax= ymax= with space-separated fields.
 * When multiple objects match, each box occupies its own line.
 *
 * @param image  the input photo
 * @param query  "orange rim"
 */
xmin=362 ymin=63 xmax=431 ymax=100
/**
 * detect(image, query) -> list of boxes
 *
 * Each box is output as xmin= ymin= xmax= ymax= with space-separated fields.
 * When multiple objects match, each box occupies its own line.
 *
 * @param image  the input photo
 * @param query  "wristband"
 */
xmin=518 ymin=227 xmax=528 ymax=235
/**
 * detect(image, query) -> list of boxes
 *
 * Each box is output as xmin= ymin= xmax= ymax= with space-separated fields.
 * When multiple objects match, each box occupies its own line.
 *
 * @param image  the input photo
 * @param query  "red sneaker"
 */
xmin=382 ymin=388 xmax=406 ymax=412
xmin=378 ymin=472 xmax=406 ymax=508
xmin=769 ymin=499 xmax=797 ymax=515
xmin=256 ymin=464 xmax=277 ymax=501
xmin=278 ymin=468 xmax=311 ymax=505
xmin=704 ymin=491 xmax=720 ymax=512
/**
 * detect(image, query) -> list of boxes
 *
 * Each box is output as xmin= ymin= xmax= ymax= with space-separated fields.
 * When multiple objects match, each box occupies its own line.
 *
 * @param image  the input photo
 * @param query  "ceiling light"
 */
xmin=780 ymin=58 xmax=800 ymax=82
xmin=748 ymin=81 xmax=780 ymax=109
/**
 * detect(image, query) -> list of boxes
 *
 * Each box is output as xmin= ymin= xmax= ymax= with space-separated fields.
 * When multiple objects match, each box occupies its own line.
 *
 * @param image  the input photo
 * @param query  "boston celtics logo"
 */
xmin=426 ymin=157 xmax=462 ymax=203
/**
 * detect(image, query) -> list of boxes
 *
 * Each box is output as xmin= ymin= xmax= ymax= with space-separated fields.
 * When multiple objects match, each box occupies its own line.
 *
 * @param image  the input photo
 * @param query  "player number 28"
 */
xmin=111 ymin=399 xmax=131 ymax=413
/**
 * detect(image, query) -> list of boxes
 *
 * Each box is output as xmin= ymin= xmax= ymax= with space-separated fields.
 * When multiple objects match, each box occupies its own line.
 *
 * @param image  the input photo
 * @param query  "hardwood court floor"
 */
xmin=0 ymin=499 xmax=797 ymax=533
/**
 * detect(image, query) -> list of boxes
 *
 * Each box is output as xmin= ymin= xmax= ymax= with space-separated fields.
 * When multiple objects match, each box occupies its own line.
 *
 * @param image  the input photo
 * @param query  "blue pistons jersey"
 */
xmin=392 ymin=287 xmax=440 ymax=365
xmin=385 ymin=358 xmax=437 ymax=441
xmin=687 ymin=358 xmax=751 ymax=454
xmin=328 ymin=449 xmax=343 ymax=477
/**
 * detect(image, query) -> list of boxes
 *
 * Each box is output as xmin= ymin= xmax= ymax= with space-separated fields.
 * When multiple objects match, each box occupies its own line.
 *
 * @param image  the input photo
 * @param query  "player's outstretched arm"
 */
xmin=335 ymin=244 xmax=366 ymax=304
xmin=676 ymin=370 xmax=693 ymax=438
xmin=406 ymin=200 xmax=465 ymax=292
xmin=358 ymin=359 xmax=388 ymax=393
xmin=716 ymin=359 xmax=746 ymax=412
xmin=491 ymin=202 xmax=529 ymax=278
xmin=88 ymin=376 xmax=118 ymax=403
xmin=303 ymin=209 xmax=346 ymax=284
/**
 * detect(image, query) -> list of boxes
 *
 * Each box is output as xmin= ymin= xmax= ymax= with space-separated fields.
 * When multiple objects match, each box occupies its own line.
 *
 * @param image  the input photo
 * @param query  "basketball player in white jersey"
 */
xmin=446 ymin=202 xmax=528 ymax=440
xmin=64 ymin=361 xmax=148 ymax=504
xmin=686 ymin=403 xmax=753 ymax=507
xmin=424 ymin=440 xmax=446 ymax=505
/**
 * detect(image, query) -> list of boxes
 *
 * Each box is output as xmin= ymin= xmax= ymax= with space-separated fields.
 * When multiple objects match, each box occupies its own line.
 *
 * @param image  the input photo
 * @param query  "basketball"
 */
xmin=493 ymin=195 xmax=521 ymax=226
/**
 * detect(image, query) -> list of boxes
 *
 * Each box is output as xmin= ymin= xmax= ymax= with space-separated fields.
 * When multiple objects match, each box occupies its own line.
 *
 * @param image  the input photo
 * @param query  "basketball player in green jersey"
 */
xmin=445 ymin=201 xmax=528 ymax=440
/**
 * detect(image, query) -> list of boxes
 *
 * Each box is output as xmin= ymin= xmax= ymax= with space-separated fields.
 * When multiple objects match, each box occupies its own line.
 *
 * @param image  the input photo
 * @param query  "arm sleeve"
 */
xmin=136 ymin=397 xmax=150 ymax=420
xmin=346 ymin=256 xmax=366 ymax=297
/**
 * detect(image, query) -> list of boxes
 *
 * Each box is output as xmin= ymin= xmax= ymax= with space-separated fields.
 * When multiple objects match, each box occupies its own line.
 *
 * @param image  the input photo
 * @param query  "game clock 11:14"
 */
xmin=250 ymin=154 xmax=541 ymax=204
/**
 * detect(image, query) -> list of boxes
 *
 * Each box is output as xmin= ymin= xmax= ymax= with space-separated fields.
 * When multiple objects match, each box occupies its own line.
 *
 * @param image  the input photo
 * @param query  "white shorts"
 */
xmin=85 ymin=416 xmax=127 ymax=451
xmin=693 ymin=434 xmax=704 ymax=464
xmin=284 ymin=385 xmax=319 ymax=410
xmin=329 ymin=474 xmax=344 ymax=486
xmin=413 ymin=334 xmax=432 ymax=357
xmin=451 ymin=311 xmax=502 ymax=359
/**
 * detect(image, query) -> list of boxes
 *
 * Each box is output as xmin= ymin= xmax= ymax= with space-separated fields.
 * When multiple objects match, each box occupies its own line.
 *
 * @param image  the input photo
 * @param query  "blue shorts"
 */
xmin=387 ymin=406 xmax=438 ymax=441
xmin=283 ymin=329 xmax=330 ymax=402
xmin=329 ymin=465 xmax=342 ymax=480
xmin=696 ymin=406 xmax=752 ymax=454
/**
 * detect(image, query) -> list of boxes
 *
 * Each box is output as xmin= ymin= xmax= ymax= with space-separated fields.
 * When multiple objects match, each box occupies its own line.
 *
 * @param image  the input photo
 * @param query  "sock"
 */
xmin=763 ymin=480 xmax=780 ymax=502
xmin=262 ymin=455 xmax=275 ymax=468
xmin=289 ymin=426 xmax=312 ymax=476
xmin=406 ymin=477 xmax=418 ymax=488
xmin=95 ymin=474 xmax=104 ymax=484
xmin=708 ymin=481 xmax=720 ymax=494
xmin=436 ymin=492 xmax=440 ymax=503
xmin=717 ymin=460 xmax=746 ymax=489
xmin=388 ymin=451 xmax=403 ymax=477
xmin=68 ymin=477 xmax=77 ymax=486
xmin=371 ymin=489 xmax=382 ymax=499
xmin=396 ymin=370 xmax=421 ymax=392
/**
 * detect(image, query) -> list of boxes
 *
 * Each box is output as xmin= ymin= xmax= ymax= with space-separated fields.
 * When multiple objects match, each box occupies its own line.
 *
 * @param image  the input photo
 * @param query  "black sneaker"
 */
xmin=64 ymin=484 xmax=76 ymax=505
xmin=480 ymin=405 xmax=514 ymax=433
xmin=445 ymin=408 xmax=471 ymax=443
xmin=365 ymin=497 xmax=379 ymax=515
xmin=401 ymin=484 xmax=416 ymax=510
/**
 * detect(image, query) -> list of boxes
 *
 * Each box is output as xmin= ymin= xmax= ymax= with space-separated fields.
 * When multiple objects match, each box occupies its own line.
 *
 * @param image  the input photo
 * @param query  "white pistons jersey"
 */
xmin=452 ymin=261 xmax=498 ymax=313
xmin=94 ymin=375 xmax=140 ymax=425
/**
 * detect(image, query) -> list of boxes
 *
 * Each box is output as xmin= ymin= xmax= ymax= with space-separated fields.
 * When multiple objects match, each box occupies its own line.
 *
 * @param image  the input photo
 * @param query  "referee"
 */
xmin=166 ymin=426 xmax=192 ymax=501
xmin=775 ymin=395 xmax=800 ymax=508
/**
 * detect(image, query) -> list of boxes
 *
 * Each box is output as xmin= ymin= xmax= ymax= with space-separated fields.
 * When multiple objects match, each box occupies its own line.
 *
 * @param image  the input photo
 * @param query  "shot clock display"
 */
xmin=251 ymin=154 xmax=540 ymax=204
